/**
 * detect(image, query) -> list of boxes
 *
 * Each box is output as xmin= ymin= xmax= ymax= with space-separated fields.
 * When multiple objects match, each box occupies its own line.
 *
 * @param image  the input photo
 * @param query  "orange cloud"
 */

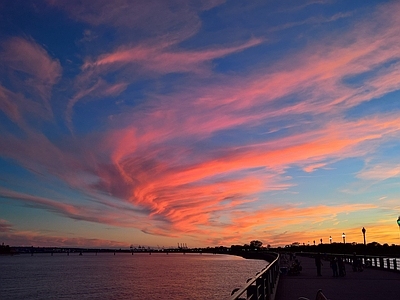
xmin=199 ymin=203 xmax=398 ymax=247
xmin=94 ymin=113 xmax=400 ymax=240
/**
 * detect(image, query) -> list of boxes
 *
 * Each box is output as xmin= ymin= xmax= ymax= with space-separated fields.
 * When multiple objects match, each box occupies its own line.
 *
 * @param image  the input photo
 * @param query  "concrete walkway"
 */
xmin=275 ymin=255 xmax=400 ymax=300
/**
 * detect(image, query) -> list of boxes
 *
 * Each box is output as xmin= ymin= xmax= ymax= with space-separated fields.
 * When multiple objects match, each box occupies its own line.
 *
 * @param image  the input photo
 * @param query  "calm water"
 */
xmin=0 ymin=253 xmax=268 ymax=299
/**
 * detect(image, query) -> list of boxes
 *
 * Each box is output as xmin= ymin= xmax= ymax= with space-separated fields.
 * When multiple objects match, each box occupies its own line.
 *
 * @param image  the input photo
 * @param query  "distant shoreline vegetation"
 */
xmin=0 ymin=243 xmax=16 ymax=255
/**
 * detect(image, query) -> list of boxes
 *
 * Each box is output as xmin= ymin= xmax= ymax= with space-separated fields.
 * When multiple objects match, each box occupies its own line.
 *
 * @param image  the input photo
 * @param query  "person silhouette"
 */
xmin=338 ymin=256 xmax=346 ymax=276
xmin=330 ymin=257 xmax=339 ymax=277
xmin=315 ymin=253 xmax=323 ymax=276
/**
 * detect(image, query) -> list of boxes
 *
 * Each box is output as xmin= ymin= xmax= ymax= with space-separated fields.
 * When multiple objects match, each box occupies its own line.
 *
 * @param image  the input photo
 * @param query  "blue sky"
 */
xmin=0 ymin=0 xmax=399 ymax=248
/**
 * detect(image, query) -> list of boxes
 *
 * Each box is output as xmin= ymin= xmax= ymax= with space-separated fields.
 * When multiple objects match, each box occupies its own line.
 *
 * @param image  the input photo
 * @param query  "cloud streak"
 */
xmin=0 ymin=37 xmax=61 ymax=128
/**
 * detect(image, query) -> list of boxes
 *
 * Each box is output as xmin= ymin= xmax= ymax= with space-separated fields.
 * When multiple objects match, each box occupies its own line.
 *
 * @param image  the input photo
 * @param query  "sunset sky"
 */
xmin=1 ymin=0 xmax=400 ymax=249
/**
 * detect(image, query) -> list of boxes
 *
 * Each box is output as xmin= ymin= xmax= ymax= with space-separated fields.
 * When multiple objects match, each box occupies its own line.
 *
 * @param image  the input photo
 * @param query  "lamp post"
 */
xmin=329 ymin=236 xmax=332 ymax=244
xmin=342 ymin=233 xmax=346 ymax=244
xmin=362 ymin=227 xmax=366 ymax=245
xmin=397 ymin=216 xmax=400 ymax=239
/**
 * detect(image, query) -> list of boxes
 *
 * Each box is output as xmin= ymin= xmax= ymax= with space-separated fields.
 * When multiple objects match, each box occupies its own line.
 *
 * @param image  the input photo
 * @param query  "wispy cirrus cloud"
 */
xmin=270 ymin=11 xmax=353 ymax=32
xmin=0 ymin=37 xmax=61 ymax=102
xmin=48 ymin=0 xmax=225 ymax=44
xmin=0 ymin=85 xmax=23 ymax=124
xmin=83 ymin=38 xmax=263 ymax=74
xmin=0 ymin=219 xmax=13 ymax=232
xmin=357 ymin=164 xmax=400 ymax=181
xmin=0 ymin=37 xmax=61 ymax=127
xmin=66 ymin=79 xmax=128 ymax=130
xmin=65 ymin=37 xmax=262 ymax=127
xmin=0 ymin=187 xmax=155 ymax=230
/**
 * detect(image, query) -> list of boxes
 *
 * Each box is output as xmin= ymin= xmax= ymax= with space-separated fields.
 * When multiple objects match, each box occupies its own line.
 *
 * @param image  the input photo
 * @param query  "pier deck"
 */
xmin=275 ymin=256 xmax=400 ymax=300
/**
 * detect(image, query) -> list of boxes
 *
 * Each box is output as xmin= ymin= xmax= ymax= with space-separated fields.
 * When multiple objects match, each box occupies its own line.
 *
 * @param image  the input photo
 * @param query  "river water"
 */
xmin=0 ymin=252 xmax=268 ymax=299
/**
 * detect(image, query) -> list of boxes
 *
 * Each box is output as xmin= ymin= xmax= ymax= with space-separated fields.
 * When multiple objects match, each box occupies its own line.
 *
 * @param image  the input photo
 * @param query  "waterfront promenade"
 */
xmin=275 ymin=256 xmax=400 ymax=300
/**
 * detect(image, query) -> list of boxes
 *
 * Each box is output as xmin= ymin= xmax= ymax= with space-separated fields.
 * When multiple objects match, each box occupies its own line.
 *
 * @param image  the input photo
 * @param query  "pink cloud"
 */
xmin=66 ymin=37 xmax=262 ymax=127
xmin=0 ymin=37 xmax=61 ymax=101
xmin=357 ymin=164 xmax=400 ymax=181
xmin=48 ymin=0 xmax=218 ymax=46
xmin=0 ymin=37 xmax=62 ymax=126
xmin=0 ymin=188 xmax=81 ymax=218
xmin=270 ymin=11 xmax=353 ymax=32
xmin=0 ymin=85 xmax=21 ymax=123
xmin=83 ymin=38 xmax=263 ymax=74
xmin=63 ymin=1 xmax=400 ymax=135
xmin=0 ymin=219 xmax=13 ymax=232
xmin=49 ymin=0 xmax=224 ymax=32
xmin=0 ymin=187 xmax=159 ymax=230
xmin=93 ymin=112 xmax=400 ymax=239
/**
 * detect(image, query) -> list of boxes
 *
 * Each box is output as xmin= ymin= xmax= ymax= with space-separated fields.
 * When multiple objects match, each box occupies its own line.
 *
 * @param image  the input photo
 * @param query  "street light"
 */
xmin=397 ymin=216 xmax=400 ymax=239
xmin=329 ymin=236 xmax=332 ymax=244
xmin=342 ymin=233 xmax=346 ymax=244
xmin=362 ymin=227 xmax=366 ymax=245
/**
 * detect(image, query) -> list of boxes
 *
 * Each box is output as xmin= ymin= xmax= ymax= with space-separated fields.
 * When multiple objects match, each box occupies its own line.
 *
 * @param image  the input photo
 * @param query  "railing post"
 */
xmin=247 ymin=284 xmax=257 ymax=300
xmin=393 ymin=259 xmax=397 ymax=271
xmin=265 ymin=270 xmax=271 ymax=299
xmin=256 ymin=276 xmax=266 ymax=300
xmin=379 ymin=257 xmax=384 ymax=269
xmin=269 ymin=268 xmax=274 ymax=294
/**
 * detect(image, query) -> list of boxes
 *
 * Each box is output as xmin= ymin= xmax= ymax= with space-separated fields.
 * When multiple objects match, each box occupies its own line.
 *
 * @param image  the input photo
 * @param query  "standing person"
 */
xmin=315 ymin=252 xmax=323 ymax=276
xmin=330 ymin=257 xmax=339 ymax=277
xmin=338 ymin=256 xmax=346 ymax=277
xmin=352 ymin=252 xmax=358 ymax=272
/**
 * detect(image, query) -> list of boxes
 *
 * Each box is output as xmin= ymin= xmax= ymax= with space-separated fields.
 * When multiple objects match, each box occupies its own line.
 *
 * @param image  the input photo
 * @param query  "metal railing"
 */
xmin=297 ymin=252 xmax=400 ymax=272
xmin=343 ymin=255 xmax=399 ymax=271
xmin=228 ymin=253 xmax=280 ymax=300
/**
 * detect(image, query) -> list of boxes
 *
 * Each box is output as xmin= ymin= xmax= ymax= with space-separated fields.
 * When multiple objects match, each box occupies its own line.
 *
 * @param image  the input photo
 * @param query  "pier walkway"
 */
xmin=275 ymin=256 xmax=400 ymax=300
